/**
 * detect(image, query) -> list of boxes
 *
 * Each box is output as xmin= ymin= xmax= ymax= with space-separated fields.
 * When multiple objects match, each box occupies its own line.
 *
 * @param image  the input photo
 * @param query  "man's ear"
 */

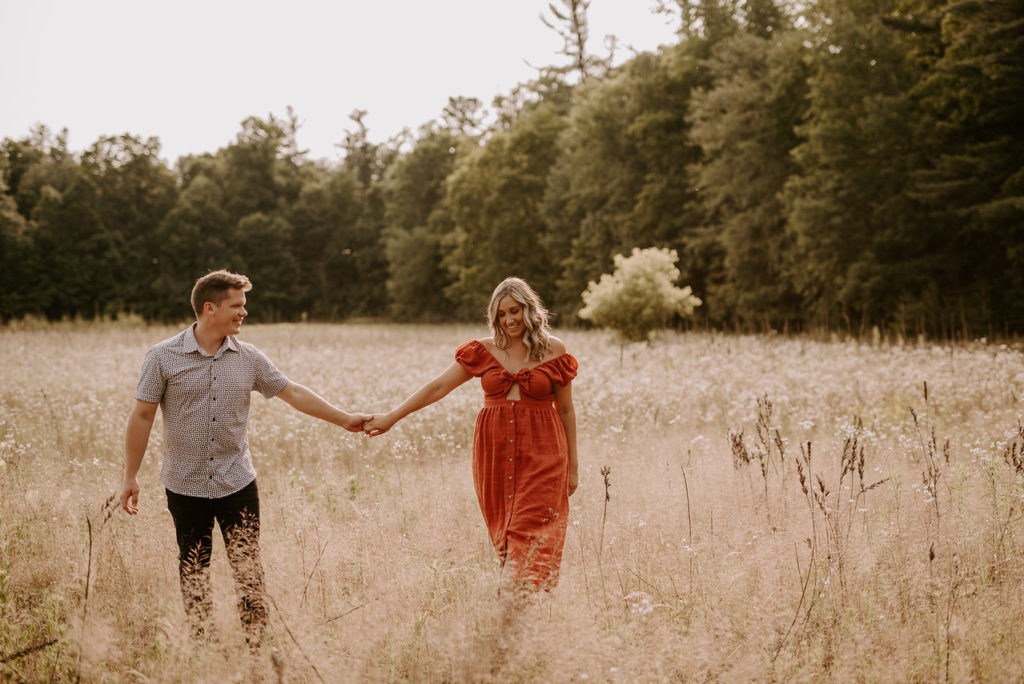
xmin=202 ymin=301 xmax=215 ymax=315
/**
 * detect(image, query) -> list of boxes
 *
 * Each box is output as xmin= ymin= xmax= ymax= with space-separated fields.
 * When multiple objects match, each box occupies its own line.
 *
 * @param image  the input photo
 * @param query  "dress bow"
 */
xmin=496 ymin=367 xmax=532 ymax=396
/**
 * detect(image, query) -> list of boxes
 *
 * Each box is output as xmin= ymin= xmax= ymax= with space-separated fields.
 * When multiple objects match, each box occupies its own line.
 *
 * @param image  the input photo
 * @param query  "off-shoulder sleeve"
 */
xmin=546 ymin=353 xmax=578 ymax=385
xmin=455 ymin=339 xmax=490 ymax=376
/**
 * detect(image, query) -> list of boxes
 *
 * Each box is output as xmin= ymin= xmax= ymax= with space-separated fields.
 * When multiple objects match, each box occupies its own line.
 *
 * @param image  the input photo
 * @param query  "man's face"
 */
xmin=207 ymin=288 xmax=247 ymax=336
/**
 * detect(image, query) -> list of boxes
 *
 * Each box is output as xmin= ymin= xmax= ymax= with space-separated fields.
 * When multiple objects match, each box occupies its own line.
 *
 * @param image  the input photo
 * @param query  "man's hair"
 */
xmin=190 ymin=270 xmax=252 ymax=317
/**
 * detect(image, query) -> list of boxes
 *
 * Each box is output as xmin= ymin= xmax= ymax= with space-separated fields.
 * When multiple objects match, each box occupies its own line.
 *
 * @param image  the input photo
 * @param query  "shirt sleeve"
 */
xmin=455 ymin=340 xmax=489 ymax=377
xmin=134 ymin=348 xmax=166 ymax=404
xmin=251 ymin=347 xmax=290 ymax=398
xmin=547 ymin=353 xmax=579 ymax=385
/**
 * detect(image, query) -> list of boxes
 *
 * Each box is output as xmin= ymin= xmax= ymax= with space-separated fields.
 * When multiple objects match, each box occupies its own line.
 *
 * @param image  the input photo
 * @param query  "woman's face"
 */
xmin=495 ymin=295 xmax=525 ymax=339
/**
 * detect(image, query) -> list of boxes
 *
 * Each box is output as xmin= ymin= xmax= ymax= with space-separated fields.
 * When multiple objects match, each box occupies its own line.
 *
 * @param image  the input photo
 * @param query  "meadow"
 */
xmin=2 ymin=322 xmax=1024 ymax=682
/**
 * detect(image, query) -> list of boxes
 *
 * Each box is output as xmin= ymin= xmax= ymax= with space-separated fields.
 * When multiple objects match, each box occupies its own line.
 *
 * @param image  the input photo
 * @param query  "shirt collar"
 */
xmin=183 ymin=324 xmax=239 ymax=357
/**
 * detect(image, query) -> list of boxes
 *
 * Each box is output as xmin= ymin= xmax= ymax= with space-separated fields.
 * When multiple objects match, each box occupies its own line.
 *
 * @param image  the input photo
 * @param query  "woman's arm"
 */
xmin=365 ymin=361 xmax=472 ymax=436
xmin=554 ymin=380 xmax=578 ymax=496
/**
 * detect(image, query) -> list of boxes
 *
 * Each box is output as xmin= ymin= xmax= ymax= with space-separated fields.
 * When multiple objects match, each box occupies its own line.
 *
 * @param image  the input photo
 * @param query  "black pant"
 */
xmin=165 ymin=479 xmax=267 ymax=646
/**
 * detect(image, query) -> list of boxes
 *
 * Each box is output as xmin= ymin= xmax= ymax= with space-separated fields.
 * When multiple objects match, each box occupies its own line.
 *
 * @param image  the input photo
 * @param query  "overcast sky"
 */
xmin=0 ymin=1 xmax=678 ymax=164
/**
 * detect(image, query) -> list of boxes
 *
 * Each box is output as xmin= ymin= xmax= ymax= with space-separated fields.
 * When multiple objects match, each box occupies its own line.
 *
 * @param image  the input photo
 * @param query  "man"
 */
xmin=119 ymin=270 xmax=367 ymax=648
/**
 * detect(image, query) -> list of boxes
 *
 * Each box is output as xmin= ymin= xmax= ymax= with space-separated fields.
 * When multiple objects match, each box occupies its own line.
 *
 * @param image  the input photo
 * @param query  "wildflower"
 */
xmin=624 ymin=591 xmax=664 ymax=616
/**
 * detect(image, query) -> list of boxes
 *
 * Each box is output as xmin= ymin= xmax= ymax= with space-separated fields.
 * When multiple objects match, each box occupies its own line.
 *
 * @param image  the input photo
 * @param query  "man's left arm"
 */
xmin=275 ymin=381 xmax=369 ymax=432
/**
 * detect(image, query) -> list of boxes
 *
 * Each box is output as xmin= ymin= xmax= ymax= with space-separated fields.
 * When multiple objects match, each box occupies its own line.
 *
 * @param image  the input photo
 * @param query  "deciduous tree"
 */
xmin=579 ymin=246 xmax=702 ymax=343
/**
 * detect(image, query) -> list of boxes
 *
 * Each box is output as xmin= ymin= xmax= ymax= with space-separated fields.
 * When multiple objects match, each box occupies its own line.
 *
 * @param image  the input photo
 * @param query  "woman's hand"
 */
xmin=364 ymin=413 xmax=396 ymax=437
xmin=567 ymin=462 xmax=579 ymax=496
xmin=343 ymin=412 xmax=372 ymax=432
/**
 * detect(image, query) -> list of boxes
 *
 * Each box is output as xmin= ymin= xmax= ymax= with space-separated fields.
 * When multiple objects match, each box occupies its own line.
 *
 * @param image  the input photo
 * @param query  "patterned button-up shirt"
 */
xmin=135 ymin=325 xmax=289 ymax=498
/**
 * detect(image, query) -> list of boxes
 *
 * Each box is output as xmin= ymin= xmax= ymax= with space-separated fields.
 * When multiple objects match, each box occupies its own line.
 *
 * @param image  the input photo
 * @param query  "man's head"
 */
xmin=191 ymin=270 xmax=252 ymax=320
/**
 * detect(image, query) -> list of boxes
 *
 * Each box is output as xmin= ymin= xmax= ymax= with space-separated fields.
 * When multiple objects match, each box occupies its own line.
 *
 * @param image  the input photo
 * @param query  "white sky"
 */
xmin=0 ymin=0 xmax=678 ymax=164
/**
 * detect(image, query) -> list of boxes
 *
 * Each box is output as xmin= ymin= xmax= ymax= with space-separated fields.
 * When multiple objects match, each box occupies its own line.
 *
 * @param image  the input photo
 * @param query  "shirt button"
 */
xmin=212 ymin=417 xmax=216 ymax=422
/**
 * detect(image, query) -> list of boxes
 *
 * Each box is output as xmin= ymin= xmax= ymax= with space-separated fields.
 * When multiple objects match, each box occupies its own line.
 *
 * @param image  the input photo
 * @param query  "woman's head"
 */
xmin=487 ymin=277 xmax=551 ymax=360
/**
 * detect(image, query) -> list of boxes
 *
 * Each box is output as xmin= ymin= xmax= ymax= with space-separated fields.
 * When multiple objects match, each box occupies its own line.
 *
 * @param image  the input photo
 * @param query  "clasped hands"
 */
xmin=346 ymin=413 xmax=393 ymax=437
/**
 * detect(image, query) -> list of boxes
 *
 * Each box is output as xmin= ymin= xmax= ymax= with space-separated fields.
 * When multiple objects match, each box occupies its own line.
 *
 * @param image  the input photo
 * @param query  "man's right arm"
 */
xmin=120 ymin=400 xmax=158 ymax=515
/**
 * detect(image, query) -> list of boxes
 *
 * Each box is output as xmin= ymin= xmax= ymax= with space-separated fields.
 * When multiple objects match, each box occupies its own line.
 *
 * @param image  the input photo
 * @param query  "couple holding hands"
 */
xmin=118 ymin=270 xmax=578 ymax=648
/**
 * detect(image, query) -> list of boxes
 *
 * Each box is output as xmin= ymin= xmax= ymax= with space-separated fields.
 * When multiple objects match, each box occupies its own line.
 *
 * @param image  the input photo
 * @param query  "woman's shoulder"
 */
xmin=545 ymin=335 xmax=568 ymax=358
xmin=539 ymin=336 xmax=577 ymax=381
xmin=469 ymin=337 xmax=498 ymax=355
xmin=456 ymin=338 xmax=494 ymax=367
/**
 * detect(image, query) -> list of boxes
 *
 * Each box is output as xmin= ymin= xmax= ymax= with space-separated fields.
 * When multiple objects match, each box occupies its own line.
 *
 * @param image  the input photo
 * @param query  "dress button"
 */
xmin=508 ymin=438 xmax=513 ymax=443
xmin=508 ymin=476 xmax=512 ymax=480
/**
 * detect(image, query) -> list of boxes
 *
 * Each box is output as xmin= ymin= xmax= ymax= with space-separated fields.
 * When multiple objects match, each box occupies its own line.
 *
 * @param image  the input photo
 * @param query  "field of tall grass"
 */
xmin=2 ymin=322 xmax=1024 ymax=682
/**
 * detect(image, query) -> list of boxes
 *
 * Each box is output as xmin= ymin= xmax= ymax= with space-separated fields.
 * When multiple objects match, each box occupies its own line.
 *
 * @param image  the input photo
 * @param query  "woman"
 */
xmin=365 ymin=277 xmax=579 ymax=591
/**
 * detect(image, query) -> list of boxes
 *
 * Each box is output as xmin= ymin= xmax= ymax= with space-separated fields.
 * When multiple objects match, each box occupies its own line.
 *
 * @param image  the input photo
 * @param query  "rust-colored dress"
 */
xmin=455 ymin=340 xmax=579 ymax=589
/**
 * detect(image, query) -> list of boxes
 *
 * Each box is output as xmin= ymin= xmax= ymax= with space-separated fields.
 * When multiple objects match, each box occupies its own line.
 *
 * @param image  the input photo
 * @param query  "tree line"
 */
xmin=1 ymin=0 xmax=1021 ymax=337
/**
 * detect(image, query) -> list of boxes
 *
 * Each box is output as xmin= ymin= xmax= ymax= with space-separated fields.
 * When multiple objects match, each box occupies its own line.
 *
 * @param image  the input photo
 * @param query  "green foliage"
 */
xmin=235 ymin=213 xmax=297 ymax=320
xmin=910 ymin=0 xmax=1024 ymax=331
xmin=1 ymin=1 xmax=1022 ymax=335
xmin=381 ymin=128 xmax=465 ymax=320
xmin=80 ymin=134 xmax=179 ymax=318
xmin=31 ymin=172 xmax=120 ymax=318
xmin=443 ymin=101 xmax=567 ymax=316
xmin=545 ymin=40 xmax=712 ymax=318
xmin=0 ymin=193 xmax=38 ymax=320
xmin=782 ymin=0 xmax=934 ymax=333
xmin=287 ymin=168 xmax=366 ymax=320
xmin=689 ymin=28 xmax=807 ymax=327
xmin=578 ymin=247 xmax=702 ymax=342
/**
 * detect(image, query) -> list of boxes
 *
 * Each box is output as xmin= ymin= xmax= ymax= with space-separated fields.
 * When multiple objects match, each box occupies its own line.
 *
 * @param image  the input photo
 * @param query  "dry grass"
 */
xmin=2 ymin=322 xmax=1024 ymax=682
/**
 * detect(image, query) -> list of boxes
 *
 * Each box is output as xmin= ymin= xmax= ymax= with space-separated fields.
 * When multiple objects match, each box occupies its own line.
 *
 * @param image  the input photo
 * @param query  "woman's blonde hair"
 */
xmin=487 ymin=277 xmax=551 ymax=361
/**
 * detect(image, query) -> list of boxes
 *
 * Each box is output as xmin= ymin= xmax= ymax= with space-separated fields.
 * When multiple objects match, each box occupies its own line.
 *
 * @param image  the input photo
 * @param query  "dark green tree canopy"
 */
xmin=2 ymin=0 xmax=1022 ymax=336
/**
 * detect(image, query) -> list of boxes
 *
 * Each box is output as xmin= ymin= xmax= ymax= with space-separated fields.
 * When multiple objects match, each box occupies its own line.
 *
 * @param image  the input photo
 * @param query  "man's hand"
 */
xmin=120 ymin=476 xmax=140 ymax=514
xmin=342 ymin=413 xmax=371 ymax=433
xmin=122 ymin=400 xmax=157 ymax=516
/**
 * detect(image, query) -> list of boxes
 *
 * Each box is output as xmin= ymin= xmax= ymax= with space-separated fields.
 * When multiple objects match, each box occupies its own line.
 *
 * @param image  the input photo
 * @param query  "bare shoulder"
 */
xmin=479 ymin=336 xmax=496 ymax=351
xmin=547 ymin=336 xmax=568 ymax=357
